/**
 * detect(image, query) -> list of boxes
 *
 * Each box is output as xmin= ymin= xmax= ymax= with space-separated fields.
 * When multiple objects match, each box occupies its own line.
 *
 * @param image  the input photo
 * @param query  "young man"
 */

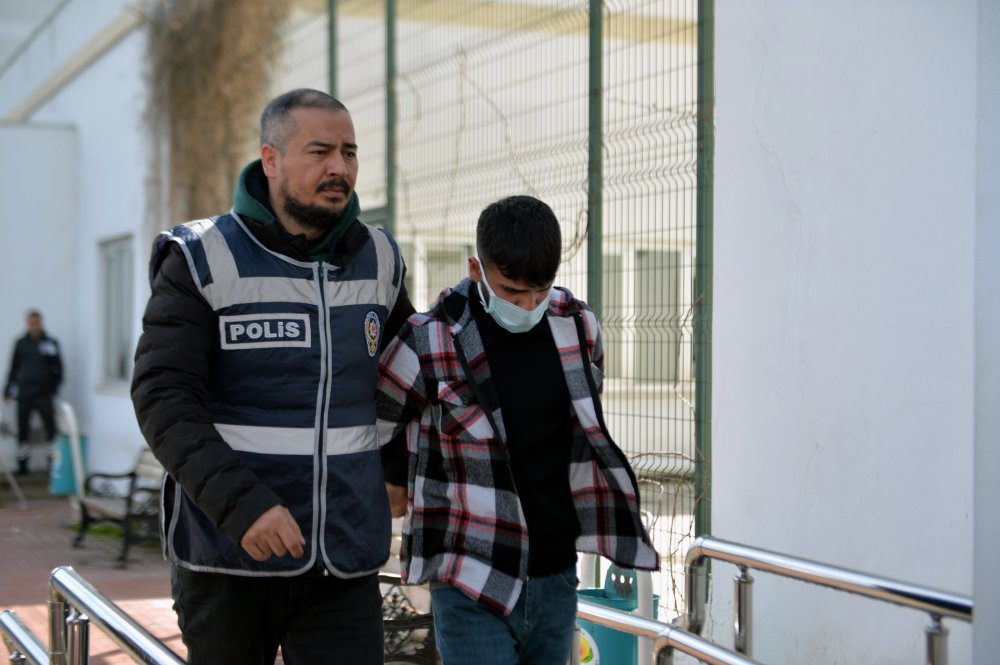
xmin=4 ymin=310 xmax=63 ymax=475
xmin=132 ymin=89 xmax=414 ymax=664
xmin=377 ymin=195 xmax=658 ymax=665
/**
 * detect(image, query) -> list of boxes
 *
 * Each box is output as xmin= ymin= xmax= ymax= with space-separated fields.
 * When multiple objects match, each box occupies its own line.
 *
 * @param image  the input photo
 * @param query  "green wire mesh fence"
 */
xmin=274 ymin=0 xmax=711 ymax=620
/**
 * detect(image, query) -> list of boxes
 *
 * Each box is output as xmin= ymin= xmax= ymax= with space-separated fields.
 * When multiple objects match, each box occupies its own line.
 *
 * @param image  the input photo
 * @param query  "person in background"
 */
xmin=377 ymin=195 xmax=658 ymax=665
xmin=4 ymin=310 xmax=62 ymax=476
xmin=132 ymin=88 xmax=414 ymax=665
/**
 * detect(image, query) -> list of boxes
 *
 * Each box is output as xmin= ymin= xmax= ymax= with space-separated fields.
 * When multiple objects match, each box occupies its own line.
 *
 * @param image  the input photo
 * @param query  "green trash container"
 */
xmin=49 ymin=434 xmax=87 ymax=495
xmin=577 ymin=566 xmax=658 ymax=665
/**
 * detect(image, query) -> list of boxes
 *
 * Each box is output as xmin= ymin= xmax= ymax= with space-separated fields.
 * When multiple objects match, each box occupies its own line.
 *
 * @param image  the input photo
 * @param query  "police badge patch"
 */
xmin=364 ymin=311 xmax=380 ymax=357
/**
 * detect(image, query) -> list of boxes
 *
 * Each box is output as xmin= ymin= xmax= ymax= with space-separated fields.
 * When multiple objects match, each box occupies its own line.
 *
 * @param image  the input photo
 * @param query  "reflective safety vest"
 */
xmin=160 ymin=211 xmax=403 ymax=576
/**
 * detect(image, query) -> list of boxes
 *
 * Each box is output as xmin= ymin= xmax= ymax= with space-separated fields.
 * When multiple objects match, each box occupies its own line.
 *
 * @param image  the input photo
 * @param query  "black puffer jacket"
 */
xmin=5 ymin=333 xmax=62 ymax=399
xmin=132 ymin=163 xmax=413 ymax=547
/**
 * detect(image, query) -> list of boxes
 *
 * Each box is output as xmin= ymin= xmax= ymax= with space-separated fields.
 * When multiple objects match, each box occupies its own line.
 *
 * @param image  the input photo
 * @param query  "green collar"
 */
xmin=233 ymin=159 xmax=361 ymax=261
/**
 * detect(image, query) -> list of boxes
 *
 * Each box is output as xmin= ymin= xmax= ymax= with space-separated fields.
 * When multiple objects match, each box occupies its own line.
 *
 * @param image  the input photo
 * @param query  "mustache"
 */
xmin=316 ymin=178 xmax=350 ymax=194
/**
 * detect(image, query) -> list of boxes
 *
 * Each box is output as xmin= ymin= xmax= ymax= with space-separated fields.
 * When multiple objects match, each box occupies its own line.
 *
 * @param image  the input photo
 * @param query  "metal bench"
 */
xmin=73 ymin=447 xmax=163 ymax=568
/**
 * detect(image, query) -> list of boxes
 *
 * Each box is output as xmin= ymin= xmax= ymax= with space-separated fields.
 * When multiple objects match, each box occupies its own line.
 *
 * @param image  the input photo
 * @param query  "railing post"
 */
xmin=685 ymin=557 xmax=707 ymax=633
xmin=653 ymin=637 xmax=673 ymax=665
xmin=734 ymin=566 xmax=753 ymax=656
xmin=925 ymin=614 xmax=948 ymax=665
xmin=66 ymin=611 xmax=89 ymax=665
xmin=48 ymin=592 xmax=66 ymax=665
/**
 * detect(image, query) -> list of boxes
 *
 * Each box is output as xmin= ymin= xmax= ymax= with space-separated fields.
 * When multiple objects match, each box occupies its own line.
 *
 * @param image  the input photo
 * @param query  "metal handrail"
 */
xmin=575 ymin=599 xmax=763 ymax=665
xmin=48 ymin=566 xmax=184 ymax=665
xmin=684 ymin=535 xmax=973 ymax=664
xmin=1 ymin=609 xmax=49 ymax=664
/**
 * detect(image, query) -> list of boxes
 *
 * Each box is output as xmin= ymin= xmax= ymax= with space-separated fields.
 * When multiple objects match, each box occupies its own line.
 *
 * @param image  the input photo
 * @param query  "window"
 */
xmin=100 ymin=236 xmax=134 ymax=384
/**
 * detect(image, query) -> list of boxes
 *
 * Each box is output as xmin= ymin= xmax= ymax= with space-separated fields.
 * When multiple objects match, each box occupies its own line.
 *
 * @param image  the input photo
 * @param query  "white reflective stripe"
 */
xmin=326 ymin=425 xmax=378 ymax=455
xmin=323 ymin=278 xmax=381 ymax=308
xmin=215 ymin=423 xmax=314 ymax=456
xmin=207 ymin=276 xmax=318 ymax=309
xmin=215 ymin=423 xmax=378 ymax=456
xmin=368 ymin=227 xmax=400 ymax=306
xmin=196 ymin=223 xmax=240 ymax=303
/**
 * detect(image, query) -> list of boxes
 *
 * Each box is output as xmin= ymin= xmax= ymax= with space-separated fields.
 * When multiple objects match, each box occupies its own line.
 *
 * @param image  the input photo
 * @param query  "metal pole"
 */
xmin=0 ymin=610 xmax=48 ymax=664
xmin=637 ymin=570 xmax=655 ymax=665
xmin=685 ymin=560 xmax=708 ymax=634
xmin=577 ymin=599 xmax=763 ymax=665
xmin=686 ymin=537 xmax=973 ymax=622
xmin=47 ymin=592 xmax=65 ymax=665
xmin=693 ymin=0 xmax=715 ymax=539
xmin=926 ymin=614 xmax=948 ymax=665
xmin=327 ymin=0 xmax=337 ymax=96
xmin=734 ymin=567 xmax=753 ymax=656
xmin=49 ymin=567 xmax=184 ymax=664
xmin=65 ymin=612 xmax=88 ymax=665
xmin=385 ymin=0 xmax=397 ymax=235
xmin=586 ymin=0 xmax=603 ymax=318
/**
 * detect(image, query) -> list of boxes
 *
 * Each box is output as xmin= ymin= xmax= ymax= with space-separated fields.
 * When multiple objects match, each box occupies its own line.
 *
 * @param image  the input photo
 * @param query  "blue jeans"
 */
xmin=430 ymin=566 xmax=579 ymax=665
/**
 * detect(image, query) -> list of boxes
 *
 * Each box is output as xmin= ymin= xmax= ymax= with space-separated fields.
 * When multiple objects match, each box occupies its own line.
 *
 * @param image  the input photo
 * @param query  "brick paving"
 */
xmin=0 ymin=472 xmax=186 ymax=663
xmin=0 ymin=474 xmax=423 ymax=664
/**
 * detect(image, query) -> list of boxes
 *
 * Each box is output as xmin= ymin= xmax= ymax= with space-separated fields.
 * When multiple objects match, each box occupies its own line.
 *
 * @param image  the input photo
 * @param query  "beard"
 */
xmin=280 ymin=176 xmax=351 ymax=233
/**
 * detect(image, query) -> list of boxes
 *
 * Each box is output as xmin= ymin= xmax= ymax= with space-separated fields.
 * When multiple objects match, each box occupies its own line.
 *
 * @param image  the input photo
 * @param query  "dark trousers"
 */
xmin=16 ymin=393 xmax=56 ymax=444
xmin=171 ymin=565 xmax=385 ymax=665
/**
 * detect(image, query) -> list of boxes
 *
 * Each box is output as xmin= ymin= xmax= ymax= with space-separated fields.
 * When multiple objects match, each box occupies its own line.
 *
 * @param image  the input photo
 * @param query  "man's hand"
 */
xmin=240 ymin=505 xmax=306 ymax=561
xmin=386 ymin=482 xmax=407 ymax=518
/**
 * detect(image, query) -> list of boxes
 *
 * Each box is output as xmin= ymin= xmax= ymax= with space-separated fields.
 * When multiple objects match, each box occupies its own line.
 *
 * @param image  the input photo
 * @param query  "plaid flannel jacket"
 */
xmin=376 ymin=278 xmax=658 ymax=615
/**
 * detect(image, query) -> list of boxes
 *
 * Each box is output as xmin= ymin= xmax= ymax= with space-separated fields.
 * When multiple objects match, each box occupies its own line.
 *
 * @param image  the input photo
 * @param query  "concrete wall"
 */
xmin=0 ymin=0 xmax=148 ymax=474
xmin=707 ymin=1 xmax=977 ymax=662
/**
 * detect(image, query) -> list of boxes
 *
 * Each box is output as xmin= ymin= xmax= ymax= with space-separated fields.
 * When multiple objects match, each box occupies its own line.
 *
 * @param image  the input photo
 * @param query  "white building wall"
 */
xmin=707 ymin=1 xmax=976 ymax=663
xmin=973 ymin=0 xmax=1000 ymax=660
xmin=0 ymin=0 xmax=149 ymax=474
xmin=0 ymin=124 xmax=77 ymax=470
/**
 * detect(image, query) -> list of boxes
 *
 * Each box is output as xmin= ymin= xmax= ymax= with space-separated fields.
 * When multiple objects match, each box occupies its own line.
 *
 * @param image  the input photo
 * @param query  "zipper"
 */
xmin=315 ymin=263 xmax=334 ymax=568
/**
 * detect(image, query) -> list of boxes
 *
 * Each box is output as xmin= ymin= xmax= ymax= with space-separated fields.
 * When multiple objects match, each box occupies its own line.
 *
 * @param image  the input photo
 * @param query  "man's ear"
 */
xmin=261 ymin=144 xmax=280 ymax=178
xmin=468 ymin=256 xmax=482 ymax=282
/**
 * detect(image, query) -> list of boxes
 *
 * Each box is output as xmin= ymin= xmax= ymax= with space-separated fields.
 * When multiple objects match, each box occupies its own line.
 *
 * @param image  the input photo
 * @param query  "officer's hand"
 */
xmin=386 ymin=483 xmax=407 ymax=518
xmin=240 ymin=505 xmax=306 ymax=561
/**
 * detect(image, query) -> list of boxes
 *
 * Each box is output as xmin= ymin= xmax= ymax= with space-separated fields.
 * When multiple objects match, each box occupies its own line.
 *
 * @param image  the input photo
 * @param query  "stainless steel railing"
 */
xmin=0 ymin=566 xmax=184 ymax=665
xmin=1 ymin=609 xmax=49 ymax=664
xmin=574 ymin=599 xmax=763 ymax=665
xmin=2 ymin=566 xmax=761 ymax=665
xmin=684 ymin=535 xmax=974 ymax=665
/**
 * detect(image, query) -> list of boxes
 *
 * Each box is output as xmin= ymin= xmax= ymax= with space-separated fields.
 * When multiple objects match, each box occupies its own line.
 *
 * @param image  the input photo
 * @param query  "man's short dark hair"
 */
xmin=259 ymin=89 xmax=348 ymax=152
xmin=476 ymin=195 xmax=562 ymax=287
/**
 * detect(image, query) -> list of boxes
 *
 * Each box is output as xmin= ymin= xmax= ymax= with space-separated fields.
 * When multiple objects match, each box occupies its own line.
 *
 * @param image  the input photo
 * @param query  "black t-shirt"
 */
xmin=470 ymin=287 xmax=580 ymax=575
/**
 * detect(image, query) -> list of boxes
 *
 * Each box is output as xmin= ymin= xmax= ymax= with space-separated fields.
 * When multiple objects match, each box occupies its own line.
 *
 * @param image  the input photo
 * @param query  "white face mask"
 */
xmin=477 ymin=261 xmax=551 ymax=334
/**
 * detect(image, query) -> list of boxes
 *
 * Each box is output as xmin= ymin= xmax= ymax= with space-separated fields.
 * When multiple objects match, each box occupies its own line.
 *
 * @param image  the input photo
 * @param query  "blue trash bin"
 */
xmin=577 ymin=566 xmax=658 ymax=665
xmin=49 ymin=434 xmax=87 ymax=495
